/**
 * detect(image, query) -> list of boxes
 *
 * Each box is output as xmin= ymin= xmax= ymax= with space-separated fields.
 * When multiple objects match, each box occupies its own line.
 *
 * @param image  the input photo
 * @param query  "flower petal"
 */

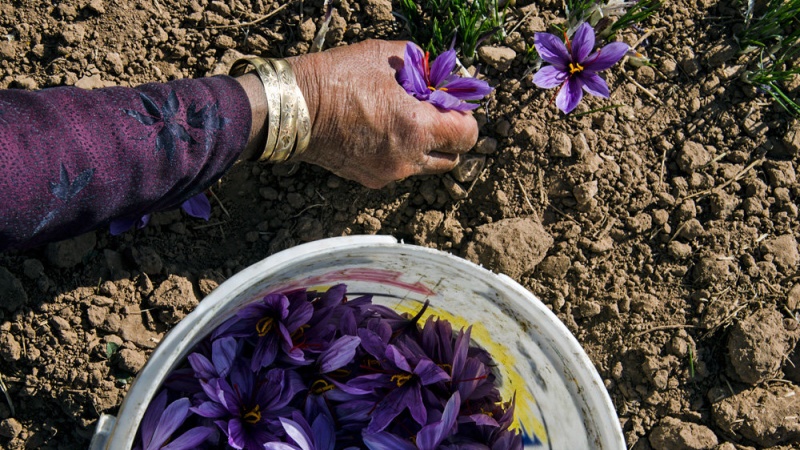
xmin=211 ymin=336 xmax=237 ymax=378
xmin=534 ymin=32 xmax=570 ymax=69
xmin=414 ymin=358 xmax=450 ymax=385
xmin=583 ymin=42 xmax=629 ymax=72
xmin=279 ymin=417 xmax=313 ymax=450
xmin=428 ymin=90 xmax=478 ymax=111
xmin=149 ymin=397 xmax=190 ymax=449
xmin=318 ymin=335 xmax=361 ymax=373
xmin=556 ymin=77 xmax=584 ymax=114
xmin=416 ymin=392 xmax=460 ymax=450
xmin=430 ymin=49 xmax=457 ymax=87
xmin=397 ymin=43 xmax=429 ymax=98
xmin=363 ymin=432 xmax=417 ymax=450
xmin=140 ymin=390 xmax=167 ymax=448
xmin=533 ymin=65 xmax=568 ymax=89
xmin=439 ymin=76 xmax=493 ymax=101
xmin=580 ymin=72 xmax=610 ymax=98
xmin=571 ymin=22 xmax=596 ymax=63
xmin=161 ymin=426 xmax=215 ymax=450
xmin=181 ymin=193 xmax=211 ymax=220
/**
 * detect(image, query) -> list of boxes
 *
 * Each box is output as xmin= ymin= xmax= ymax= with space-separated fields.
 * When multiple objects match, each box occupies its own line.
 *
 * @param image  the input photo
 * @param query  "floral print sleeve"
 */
xmin=0 ymin=76 xmax=251 ymax=250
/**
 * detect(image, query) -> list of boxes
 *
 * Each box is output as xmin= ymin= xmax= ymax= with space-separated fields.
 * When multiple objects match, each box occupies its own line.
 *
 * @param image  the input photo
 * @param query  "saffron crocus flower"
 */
xmin=134 ymin=390 xmax=214 ymax=450
xmin=263 ymin=413 xmax=336 ymax=450
xmin=109 ymin=192 xmax=211 ymax=235
xmin=532 ymin=22 xmax=629 ymax=114
xmin=362 ymin=392 xmax=461 ymax=450
xmin=397 ymin=43 xmax=493 ymax=111
xmin=191 ymin=366 xmax=304 ymax=449
xmin=213 ymin=291 xmax=314 ymax=371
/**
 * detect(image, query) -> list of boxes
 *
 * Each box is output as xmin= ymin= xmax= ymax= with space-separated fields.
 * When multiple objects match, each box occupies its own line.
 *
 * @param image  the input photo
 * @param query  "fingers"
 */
xmin=420 ymin=103 xmax=479 ymax=156
xmin=419 ymin=151 xmax=460 ymax=175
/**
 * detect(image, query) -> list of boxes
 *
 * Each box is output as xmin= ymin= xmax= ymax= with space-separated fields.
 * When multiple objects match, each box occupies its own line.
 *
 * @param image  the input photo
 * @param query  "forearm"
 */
xmin=0 ymin=75 xmax=252 ymax=250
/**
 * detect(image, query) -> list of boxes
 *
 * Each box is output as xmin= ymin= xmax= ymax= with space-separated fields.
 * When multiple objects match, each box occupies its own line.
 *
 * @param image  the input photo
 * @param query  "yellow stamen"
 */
xmin=427 ymin=86 xmax=449 ymax=92
xmin=255 ymin=317 xmax=274 ymax=336
xmin=310 ymin=379 xmax=336 ymax=394
xmin=243 ymin=405 xmax=261 ymax=424
xmin=292 ymin=324 xmax=310 ymax=340
xmin=569 ymin=62 xmax=584 ymax=74
xmin=390 ymin=373 xmax=412 ymax=387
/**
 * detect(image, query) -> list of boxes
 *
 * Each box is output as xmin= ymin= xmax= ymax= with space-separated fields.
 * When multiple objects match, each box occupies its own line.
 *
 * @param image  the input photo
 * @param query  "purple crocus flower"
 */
xmin=263 ymin=412 xmax=335 ymax=450
xmin=191 ymin=365 xmax=304 ymax=450
xmin=397 ymin=43 xmax=493 ymax=111
xmin=110 ymin=192 xmax=211 ymax=235
xmin=134 ymin=390 xmax=214 ymax=450
xmin=213 ymin=291 xmax=314 ymax=371
xmin=532 ymin=22 xmax=629 ymax=114
xmin=362 ymin=392 xmax=461 ymax=450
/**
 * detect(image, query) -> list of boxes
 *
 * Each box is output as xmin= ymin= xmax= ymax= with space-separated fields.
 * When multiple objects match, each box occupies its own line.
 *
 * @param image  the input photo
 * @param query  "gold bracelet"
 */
xmin=229 ymin=57 xmax=280 ymax=162
xmin=229 ymin=57 xmax=311 ymax=163
xmin=268 ymin=58 xmax=298 ymax=163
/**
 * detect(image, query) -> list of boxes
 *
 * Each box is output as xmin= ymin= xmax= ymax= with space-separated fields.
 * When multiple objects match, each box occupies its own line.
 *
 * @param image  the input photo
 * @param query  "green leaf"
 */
xmin=106 ymin=342 xmax=120 ymax=359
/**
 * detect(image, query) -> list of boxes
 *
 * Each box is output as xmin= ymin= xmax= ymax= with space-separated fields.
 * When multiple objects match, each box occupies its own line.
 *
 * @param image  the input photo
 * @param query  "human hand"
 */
xmin=287 ymin=40 xmax=480 ymax=189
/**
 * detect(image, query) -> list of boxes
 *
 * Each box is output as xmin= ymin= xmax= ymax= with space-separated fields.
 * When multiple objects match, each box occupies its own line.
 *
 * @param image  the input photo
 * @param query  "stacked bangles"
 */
xmin=229 ymin=57 xmax=311 ymax=163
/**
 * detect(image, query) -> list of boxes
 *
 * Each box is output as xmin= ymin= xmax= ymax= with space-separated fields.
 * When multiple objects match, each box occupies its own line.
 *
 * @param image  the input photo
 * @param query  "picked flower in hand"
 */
xmin=397 ymin=43 xmax=493 ymax=111
xmin=533 ymin=22 xmax=629 ymax=114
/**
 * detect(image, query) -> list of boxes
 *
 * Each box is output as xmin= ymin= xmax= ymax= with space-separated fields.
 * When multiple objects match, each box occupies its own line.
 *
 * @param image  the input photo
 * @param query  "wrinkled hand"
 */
xmin=288 ymin=40 xmax=479 ymax=189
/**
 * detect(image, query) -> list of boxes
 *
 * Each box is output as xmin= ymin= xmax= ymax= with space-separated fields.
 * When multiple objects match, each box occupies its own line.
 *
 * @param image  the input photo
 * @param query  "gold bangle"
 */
xmin=229 ymin=57 xmax=280 ymax=162
xmin=268 ymin=58 xmax=299 ymax=163
xmin=292 ymin=79 xmax=311 ymax=159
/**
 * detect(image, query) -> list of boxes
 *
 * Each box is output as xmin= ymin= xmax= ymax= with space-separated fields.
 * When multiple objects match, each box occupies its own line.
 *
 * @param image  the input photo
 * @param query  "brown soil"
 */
xmin=1 ymin=0 xmax=800 ymax=448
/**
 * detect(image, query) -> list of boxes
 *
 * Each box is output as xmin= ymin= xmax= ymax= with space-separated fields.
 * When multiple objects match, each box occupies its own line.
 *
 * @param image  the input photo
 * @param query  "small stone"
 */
xmin=478 ymin=46 xmax=516 ymax=71
xmin=0 ymin=418 xmax=23 ymax=439
xmin=0 ymin=267 xmax=27 ymax=312
xmin=693 ymin=255 xmax=734 ymax=285
xmin=299 ymin=18 xmax=316 ymax=42
xmin=788 ymin=284 xmax=800 ymax=310
xmin=463 ymin=218 xmax=554 ymax=278
xmin=587 ymin=235 xmax=614 ymax=253
xmin=0 ymin=41 xmax=16 ymax=59
xmin=149 ymin=275 xmax=198 ymax=325
xmin=635 ymin=65 xmax=656 ymax=84
xmin=783 ymin=121 xmax=800 ymax=156
xmin=215 ymin=35 xmax=236 ymax=49
xmin=442 ymin=175 xmax=468 ymax=200
xmin=22 ymin=259 xmax=44 ymax=279
xmin=668 ymin=241 xmax=692 ymax=259
xmin=451 ymin=154 xmax=485 ymax=183
xmin=60 ymin=24 xmax=86 ymax=45
xmin=763 ymin=160 xmax=796 ymax=187
xmin=577 ymin=301 xmax=602 ymax=318
xmin=727 ymin=308 xmax=796 ymax=384
xmin=678 ymin=219 xmax=704 ymax=240
xmin=0 ymin=333 xmax=21 ymax=362
xmin=116 ymin=348 xmax=147 ymax=373
xmin=75 ymin=74 xmax=107 ymax=90
xmin=549 ymin=132 xmax=572 ymax=158
xmin=474 ymin=136 xmax=498 ymax=154
xmin=363 ymin=0 xmax=394 ymax=22
xmin=573 ymin=181 xmax=597 ymax=205
xmin=86 ymin=305 xmax=107 ymax=328
xmin=13 ymin=75 xmax=38 ymax=90
xmin=46 ymin=232 xmax=96 ymax=268
xmin=649 ymin=416 xmax=718 ymax=450
xmin=494 ymin=119 xmax=512 ymax=137
xmin=85 ymin=0 xmax=106 ymax=14
xmin=677 ymin=141 xmax=710 ymax=173
xmin=760 ymin=234 xmax=799 ymax=270
xmin=538 ymin=255 xmax=570 ymax=278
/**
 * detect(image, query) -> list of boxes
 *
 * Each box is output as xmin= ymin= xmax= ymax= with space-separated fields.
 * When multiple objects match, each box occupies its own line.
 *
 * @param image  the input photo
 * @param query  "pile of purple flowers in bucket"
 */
xmin=135 ymin=284 xmax=522 ymax=449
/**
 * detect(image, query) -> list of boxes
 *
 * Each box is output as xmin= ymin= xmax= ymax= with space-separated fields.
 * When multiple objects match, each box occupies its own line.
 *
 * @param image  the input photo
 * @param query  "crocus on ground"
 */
xmin=532 ymin=22 xmax=629 ymax=114
xmin=397 ymin=43 xmax=493 ymax=111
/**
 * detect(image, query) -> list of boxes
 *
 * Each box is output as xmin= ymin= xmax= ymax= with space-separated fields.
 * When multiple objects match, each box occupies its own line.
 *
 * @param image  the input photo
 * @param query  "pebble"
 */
xmin=116 ymin=348 xmax=147 ymax=373
xmin=678 ymin=219 xmax=704 ymax=240
xmin=463 ymin=218 xmax=554 ymax=279
xmin=635 ymin=66 xmax=655 ymax=84
xmin=573 ymin=180 xmax=597 ymax=205
xmin=759 ymin=234 xmax=799 ymax=270
xmin=442 ymin=175 xmax=468 ymax=200
xmin=676 ymin=141 xmax=710 ymax=173
xmin=363 ymin=0 xmax=394 ymax=22
xmin=46 ymin=232 xmax=96 ymax=268
xmin=550 ymin=132 xmax=572 ymax=158
xmin=474 ymin=136 xmax=498 ymax=155
xmin=477 ymin=46 xmax=516 ymax=71
xmin=451 ymin=154 xmax=485 ymax=183
xmin=538 ymin=255 xmax=571 ymax=279
xmin=649 ymin=416 xmax=718 ymax=450
xmin=22 ymin=259 xmax=44 ymax=279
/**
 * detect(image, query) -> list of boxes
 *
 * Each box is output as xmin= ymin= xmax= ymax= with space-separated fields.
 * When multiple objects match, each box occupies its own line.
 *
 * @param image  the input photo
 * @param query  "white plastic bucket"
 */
xmin=89 ymin=235 xmax=625 ymax=449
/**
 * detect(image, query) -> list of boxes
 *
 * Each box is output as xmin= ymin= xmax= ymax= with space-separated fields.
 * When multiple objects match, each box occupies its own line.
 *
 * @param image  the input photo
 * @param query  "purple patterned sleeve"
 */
xmin=0 ymin=75 xmax=251 ymax=250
